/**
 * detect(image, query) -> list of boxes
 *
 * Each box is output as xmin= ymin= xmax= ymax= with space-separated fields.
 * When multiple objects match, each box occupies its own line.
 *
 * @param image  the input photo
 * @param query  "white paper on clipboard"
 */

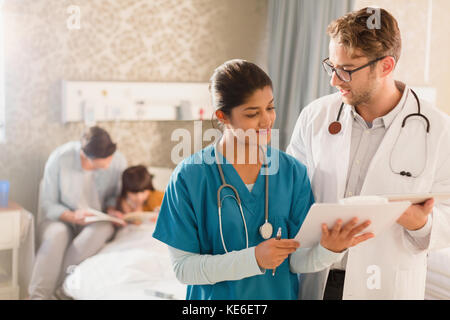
xmin=294 ymin=199 xmax=411 ymax=248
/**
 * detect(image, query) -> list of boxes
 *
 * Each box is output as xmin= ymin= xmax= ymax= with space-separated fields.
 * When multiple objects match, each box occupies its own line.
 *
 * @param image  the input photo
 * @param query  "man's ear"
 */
xmin=380 ymin=56 xmax=396 ymax=77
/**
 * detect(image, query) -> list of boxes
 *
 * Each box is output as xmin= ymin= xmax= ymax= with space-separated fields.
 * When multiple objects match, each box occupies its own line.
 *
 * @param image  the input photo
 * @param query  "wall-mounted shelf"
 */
xmin=62 ymin=81 xmax=213 ymax=124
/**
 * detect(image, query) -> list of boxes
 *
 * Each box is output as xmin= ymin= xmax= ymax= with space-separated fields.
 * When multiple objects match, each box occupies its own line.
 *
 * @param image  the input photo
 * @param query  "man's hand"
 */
xmin=396 ymin=198 xmax=434 ymax=231
xmin=60 ymin=210 xmax=94 ymax=226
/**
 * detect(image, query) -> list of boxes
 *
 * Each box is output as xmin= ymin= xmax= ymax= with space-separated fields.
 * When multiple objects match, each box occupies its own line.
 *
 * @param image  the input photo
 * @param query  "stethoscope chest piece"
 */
xmin=328 ymin=102 xmax=345 ymax=135
xmin=259 ymin=221 xmax=273 ymax=240
xmin=328 ymin=121 xmax=342 ymax=135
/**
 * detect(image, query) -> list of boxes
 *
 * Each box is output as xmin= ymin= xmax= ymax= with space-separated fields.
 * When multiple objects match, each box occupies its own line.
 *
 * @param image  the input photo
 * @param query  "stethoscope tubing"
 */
xmin=330 ymin=88 xmax=429 ymax=178
xmin=214 ymin=139 xmax=270 ymax=253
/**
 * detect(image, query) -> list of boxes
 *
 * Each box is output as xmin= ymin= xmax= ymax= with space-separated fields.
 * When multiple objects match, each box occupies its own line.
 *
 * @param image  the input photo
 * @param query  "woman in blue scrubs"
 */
xmin=153 ymin=59 xmax=373 ymax=300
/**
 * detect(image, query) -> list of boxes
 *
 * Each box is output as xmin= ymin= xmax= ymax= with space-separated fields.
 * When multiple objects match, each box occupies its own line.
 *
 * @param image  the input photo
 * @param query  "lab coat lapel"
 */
xmin=336 ymin=107 xmax=353 ymax=199
xmin=312 ymin=103 xmax=353 ymax=202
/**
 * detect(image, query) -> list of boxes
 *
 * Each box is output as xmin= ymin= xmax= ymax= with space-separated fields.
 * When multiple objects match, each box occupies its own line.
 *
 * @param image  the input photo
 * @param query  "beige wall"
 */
xmin=354 ymin=0 xmax=450 ymax=114
xmin=0 ymin=0 xmax=268 ymax=213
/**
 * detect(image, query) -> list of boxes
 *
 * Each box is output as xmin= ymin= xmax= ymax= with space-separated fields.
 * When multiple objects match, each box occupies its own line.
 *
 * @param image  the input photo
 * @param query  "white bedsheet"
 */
xmin=63 ymin=222 xmax=186 ymax=300
xmin=425 ymin=248 xmax=450 ymax=300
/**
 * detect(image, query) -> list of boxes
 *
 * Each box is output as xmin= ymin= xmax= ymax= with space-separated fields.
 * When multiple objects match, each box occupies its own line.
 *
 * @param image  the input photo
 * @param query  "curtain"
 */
xmin=267 ymin=0 xmax=354 ymax=149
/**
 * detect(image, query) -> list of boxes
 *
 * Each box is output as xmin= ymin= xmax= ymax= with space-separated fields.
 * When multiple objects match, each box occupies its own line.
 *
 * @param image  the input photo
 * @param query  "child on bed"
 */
xmin=116 ymin=165 xmax=164 ymax=224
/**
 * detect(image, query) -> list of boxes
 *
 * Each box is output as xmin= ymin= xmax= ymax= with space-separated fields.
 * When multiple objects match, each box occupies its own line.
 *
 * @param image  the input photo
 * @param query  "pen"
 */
xmin=272 ymin=227 xmax=282 ymax=276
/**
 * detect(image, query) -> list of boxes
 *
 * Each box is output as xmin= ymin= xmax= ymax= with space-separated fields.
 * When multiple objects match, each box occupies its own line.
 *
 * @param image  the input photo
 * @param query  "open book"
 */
xmin=84 ymin=208 xmax=158 ymax=224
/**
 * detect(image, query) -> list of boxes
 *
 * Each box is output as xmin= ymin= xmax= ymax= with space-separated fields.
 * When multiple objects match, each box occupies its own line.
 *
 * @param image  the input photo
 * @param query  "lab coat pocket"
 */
xmin=393 ymin=268 xmax=426 ymax=300
xmin=390 ymin=173 xmax=434 ymax=194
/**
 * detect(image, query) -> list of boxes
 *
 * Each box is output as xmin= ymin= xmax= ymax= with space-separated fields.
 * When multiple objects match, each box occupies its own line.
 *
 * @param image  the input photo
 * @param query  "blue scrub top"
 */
xmin=153 ymin=144 xmax=314 ymax=300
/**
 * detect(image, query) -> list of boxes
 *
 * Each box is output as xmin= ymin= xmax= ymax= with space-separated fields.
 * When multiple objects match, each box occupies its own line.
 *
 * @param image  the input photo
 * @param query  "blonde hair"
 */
xmin=327 ymin=7 xmax=401 ymax=63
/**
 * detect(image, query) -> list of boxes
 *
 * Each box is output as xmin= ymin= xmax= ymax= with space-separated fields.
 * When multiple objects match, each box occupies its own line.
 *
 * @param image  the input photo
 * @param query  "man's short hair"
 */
xmin=81 ymin=126 xmax=116 ymax=159
xmin=327 ymin=7 xmax=402 ymax=63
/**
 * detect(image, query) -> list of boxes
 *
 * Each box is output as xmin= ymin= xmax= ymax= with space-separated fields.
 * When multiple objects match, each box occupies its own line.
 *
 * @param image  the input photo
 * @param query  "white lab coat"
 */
xmin=287 ymin=86 xmax=450 ymax=299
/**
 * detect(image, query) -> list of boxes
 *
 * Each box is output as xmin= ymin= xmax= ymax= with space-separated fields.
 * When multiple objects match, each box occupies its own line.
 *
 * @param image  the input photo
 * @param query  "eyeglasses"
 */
xmin=322 ymin=56 xmax=386 ymax=82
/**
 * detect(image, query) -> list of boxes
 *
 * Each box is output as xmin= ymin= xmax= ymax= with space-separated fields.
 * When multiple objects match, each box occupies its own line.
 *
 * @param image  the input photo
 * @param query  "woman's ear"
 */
xmin=215 ymin=110 xmax=229 ymax=125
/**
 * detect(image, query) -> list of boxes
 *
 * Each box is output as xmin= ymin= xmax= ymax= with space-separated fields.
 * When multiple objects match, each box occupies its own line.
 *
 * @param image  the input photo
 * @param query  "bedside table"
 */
xmin=0 ymin=202 xmax=35 ymax=300
xmin=0 ymin=204 xmax=21 ymax=299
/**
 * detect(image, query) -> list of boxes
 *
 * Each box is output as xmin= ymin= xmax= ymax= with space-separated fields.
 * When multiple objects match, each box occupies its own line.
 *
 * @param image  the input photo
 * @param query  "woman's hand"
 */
xmin=320 ymin=218 xmax=374 ymax=253
xmin=255 ymin=238 xmax=300 ymax=269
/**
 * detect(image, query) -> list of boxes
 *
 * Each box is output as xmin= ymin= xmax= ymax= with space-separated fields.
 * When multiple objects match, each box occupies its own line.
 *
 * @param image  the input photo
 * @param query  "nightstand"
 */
xmin=0 ymin=203 xmax=22 ymax=299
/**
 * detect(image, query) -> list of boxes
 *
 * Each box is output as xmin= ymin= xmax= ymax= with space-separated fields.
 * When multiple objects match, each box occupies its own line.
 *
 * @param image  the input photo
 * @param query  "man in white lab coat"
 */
xmin=287 ymin=7 xmax=450 ymax=299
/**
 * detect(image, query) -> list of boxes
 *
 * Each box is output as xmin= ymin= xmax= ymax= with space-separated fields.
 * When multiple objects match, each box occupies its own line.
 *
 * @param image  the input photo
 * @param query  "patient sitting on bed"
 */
xmin=116 ymin=165 xmax=164 ymax=224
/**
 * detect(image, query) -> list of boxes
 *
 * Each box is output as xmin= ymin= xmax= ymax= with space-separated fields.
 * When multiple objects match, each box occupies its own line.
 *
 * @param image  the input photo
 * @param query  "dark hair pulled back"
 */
xmin=209 ymin=59 xmax=272 ymax=117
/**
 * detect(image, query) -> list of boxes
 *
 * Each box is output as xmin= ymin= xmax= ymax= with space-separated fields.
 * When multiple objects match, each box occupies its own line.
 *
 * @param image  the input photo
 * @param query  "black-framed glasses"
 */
xmin=322 ymin=56 xmax=387 ymax=82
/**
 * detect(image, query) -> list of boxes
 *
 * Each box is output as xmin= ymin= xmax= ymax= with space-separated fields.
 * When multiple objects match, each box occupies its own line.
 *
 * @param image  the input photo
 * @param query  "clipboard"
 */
xmin=294 ymin=199 xmax=411 ymax=248
xmin=380 ymin=193 xmax=450 ymax=205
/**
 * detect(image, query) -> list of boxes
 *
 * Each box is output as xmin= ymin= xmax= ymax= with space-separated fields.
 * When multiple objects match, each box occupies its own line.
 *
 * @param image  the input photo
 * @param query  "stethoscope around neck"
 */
xmin=215 ymin=141 xmax=272 ymax=253
xmin=328 ymin=88 xmax=430 ymax=178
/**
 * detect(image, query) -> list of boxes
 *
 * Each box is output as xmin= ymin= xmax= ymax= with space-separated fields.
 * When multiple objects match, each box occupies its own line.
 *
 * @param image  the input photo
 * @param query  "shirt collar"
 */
xmin=350 ymin=81 xmax=408 ymax=129
xmin=382 ymin=82 xmax=409 ymax=128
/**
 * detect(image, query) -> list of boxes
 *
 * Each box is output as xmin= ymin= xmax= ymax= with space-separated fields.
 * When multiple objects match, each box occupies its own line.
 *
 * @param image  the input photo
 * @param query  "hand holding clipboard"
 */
xmin=294 ymin=197 xmax=412 ymax=248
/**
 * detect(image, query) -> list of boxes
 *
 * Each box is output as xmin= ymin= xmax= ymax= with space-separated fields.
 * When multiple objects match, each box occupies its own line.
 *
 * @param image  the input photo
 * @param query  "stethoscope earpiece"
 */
xmin=400 ymin=171 xmax=412 ymax=177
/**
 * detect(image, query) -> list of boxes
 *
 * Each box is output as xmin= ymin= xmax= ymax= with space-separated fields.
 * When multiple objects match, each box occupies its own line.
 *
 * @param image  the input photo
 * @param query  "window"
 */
xmin=0 ymin=2 xmax=4 ymax=143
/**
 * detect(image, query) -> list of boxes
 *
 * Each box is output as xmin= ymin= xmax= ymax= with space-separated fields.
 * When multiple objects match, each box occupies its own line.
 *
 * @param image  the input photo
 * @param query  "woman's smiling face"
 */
xmin=218 ymin=85 xmax=276 ymax=146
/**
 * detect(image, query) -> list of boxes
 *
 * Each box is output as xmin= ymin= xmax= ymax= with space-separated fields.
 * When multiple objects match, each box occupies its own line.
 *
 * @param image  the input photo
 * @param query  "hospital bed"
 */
xmin=61 ymin=165 xmax=186 ymax=300
xmin=62 ymin=220 xmax=186 ymax=300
